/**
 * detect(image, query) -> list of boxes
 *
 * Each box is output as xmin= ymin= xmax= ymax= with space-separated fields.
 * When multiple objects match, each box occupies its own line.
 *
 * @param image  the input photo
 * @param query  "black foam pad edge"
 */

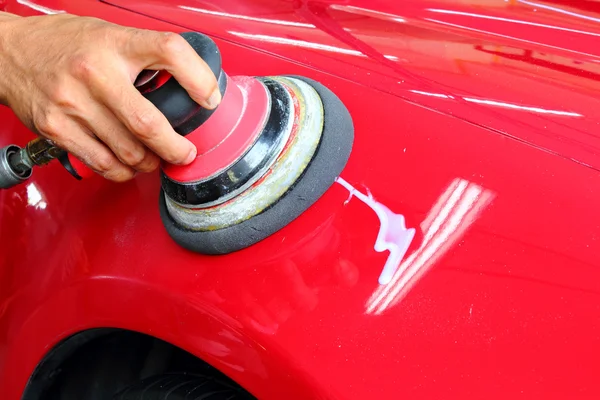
xmin=158 ymin=75 xmax=354 ymax=255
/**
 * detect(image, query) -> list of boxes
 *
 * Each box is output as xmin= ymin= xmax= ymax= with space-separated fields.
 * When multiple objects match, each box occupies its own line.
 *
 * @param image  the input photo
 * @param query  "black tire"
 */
xmin=112 ymin=373 xmax=256 ymax=400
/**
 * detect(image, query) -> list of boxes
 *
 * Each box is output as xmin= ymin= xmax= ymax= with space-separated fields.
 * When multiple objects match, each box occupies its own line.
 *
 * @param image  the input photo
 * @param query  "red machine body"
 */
xmin=1 ymin=0 xmax=600 ymax=399
xmin=166 ymin=75 xmax=269 ymax=183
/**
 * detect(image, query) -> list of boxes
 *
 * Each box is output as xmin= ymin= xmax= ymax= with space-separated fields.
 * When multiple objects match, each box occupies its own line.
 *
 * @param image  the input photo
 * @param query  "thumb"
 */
xmin=122 ymin=29 xmax=222 ymax=110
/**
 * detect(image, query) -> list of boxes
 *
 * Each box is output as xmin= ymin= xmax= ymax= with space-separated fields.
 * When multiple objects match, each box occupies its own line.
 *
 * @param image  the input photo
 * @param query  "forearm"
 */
xmin=0 ymin=19 xmax=7 ymax=106
xmin=0 ymin=12 xmax=20 ymax=105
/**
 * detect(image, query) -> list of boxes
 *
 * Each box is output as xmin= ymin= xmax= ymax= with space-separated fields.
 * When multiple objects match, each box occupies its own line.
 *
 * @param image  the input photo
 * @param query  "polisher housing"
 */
xmin=146 ymin=33 xmax=354 ymax=254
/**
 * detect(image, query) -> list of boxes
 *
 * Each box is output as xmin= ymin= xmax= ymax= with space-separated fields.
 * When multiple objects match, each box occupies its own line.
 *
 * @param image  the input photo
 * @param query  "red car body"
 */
xmin=1 ymin=0 xmax=600 ymax=398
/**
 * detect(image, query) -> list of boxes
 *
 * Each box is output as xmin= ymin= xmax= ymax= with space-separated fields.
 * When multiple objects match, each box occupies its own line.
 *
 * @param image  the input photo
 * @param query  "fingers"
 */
xmin=75 ymin=99 xmax=160 ymax=174
xmin=123 ymin=30 xmax=222 ymax=110
xmin=33 ymin=106 xmax=136 ymax=182
xmin=90 ymin=69 xmax=197 ymax=166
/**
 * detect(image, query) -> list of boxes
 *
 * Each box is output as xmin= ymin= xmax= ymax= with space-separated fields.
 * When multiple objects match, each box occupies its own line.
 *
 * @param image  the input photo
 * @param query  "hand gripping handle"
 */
xmin=60 ymin=31 xmax=226 ymax=179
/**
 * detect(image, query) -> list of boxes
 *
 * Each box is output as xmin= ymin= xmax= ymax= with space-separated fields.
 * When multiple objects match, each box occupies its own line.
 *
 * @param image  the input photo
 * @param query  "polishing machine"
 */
xmin=0 ymin=32 xmax=354 ymax=254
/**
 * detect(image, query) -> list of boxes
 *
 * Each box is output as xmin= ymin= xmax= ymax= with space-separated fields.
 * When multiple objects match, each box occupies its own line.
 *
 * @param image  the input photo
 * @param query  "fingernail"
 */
xmin=205 ymin=89 xmax=222 ymax=109
xmin=184 ymin=146 xmax=197 ymax=164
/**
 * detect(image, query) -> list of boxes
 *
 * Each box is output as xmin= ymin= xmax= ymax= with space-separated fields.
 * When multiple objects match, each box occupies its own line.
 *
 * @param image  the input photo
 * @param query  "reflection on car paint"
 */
xmin=517 ymin=0 xmax=600 ymax=24
xmin=179 ymin=5 xmax=316 ymax=28
xmin=428 ymin=8 xmax=600 ymax=37
xmin=16 ymin=0 xmax=62 ymax=14
xmin=26 ymin=183 xmax=47 ymax=210
xmin=424 ymin=17 xmax=599 ymax=59
xmin=335 ymin=177 xmax=415 ymax=286
xmin=329 ymin=4 xmax=407 ymax=23
xmin=462 ymin=96 xmax=582 ymax=117
xmin=409 ymin=89 xmax=582 ymax=117
xmin=365 ymin=178 xmax=495 ymax=315
xmin=227 ymin=31 xmax=399 ymax=61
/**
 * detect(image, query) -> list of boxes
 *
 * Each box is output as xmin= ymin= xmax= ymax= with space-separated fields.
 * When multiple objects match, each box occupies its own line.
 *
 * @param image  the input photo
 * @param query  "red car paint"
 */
xmin=1 ymin=0 xmax=600 ymax=398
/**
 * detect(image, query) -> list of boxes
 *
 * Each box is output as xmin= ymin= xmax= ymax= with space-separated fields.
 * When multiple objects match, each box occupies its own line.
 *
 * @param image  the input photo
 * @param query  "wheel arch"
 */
xmin=4 ymin=276 xmax=318 ymax=399
xmin=20 ymin=327 xmax=255 ymax=399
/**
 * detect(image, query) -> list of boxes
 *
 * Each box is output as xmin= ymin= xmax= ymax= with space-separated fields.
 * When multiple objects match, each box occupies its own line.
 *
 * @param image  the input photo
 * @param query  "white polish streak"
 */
xmin=364 ymin=179 xmax=495 ymax=315
xmin=336 ymin=177 xmax=415 ymax=285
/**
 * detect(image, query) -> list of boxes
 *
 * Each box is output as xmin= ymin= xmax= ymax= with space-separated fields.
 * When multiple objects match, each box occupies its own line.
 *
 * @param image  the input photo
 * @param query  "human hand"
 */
xmin=0 ymin=13 xmax=221 ymax=181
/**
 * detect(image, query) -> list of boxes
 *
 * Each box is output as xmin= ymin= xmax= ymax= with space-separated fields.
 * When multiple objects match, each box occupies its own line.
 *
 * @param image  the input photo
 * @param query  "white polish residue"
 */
xmin=364 ymin=178 xmax=496 ymax=315
xmin=336 ymin=177 xmax=415 ymax=285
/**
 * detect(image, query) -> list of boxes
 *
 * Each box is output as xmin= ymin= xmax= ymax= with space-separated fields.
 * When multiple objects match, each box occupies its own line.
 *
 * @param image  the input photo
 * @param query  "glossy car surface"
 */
xmin=1 ymin=0 xmax=600 ymax=399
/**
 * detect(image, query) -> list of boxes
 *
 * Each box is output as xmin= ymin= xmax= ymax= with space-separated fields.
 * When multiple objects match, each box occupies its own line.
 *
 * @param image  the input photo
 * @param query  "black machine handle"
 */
xmin=138 ymin=32 xmax=227 ymax=136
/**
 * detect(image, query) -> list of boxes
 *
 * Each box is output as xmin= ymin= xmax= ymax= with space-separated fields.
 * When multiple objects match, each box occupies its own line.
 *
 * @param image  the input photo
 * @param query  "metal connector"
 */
xmin=0 ymin=144 xmax=32 ymax=189
xmin=8 ymin=147 xmax=34 ymax=174
xmin=0 ymin=138 xmax=64 ymax=189
xmin=22 ymin=137 xmax=63 ymax=167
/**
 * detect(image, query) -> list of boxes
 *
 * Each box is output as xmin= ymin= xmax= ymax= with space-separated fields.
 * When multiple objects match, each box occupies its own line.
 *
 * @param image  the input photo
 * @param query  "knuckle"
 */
xmin=160 ymin=32 xmax=187 ymax=56
xmin=70 ymin=54 xmax=101 ymax=83
xmin=129 ymin=109 xmax=158 ymax=139
xmin=93 ymin=152 xmax=117 ymax=174
xmin=138 ymin=153 xmax=160 ymax=172
xmin=106 ymin=168 xmax=136 ymax=182
xmin=119 ymin=145 xmax=146 ymax=168
xmin=94 ymin=154 xmax=135 ymax=182
xmin=147 ymin=154 xmax=161 ymax=170
xmin=47 ymin=82 xmax=78 ymax=111
xmin=33 ymin=108 xmax=63 ymax=138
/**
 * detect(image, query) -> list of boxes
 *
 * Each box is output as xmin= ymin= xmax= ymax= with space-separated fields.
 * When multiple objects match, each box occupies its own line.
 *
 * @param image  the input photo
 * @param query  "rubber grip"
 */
xmin=141 ymin=31 xmax=225 ymax=135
